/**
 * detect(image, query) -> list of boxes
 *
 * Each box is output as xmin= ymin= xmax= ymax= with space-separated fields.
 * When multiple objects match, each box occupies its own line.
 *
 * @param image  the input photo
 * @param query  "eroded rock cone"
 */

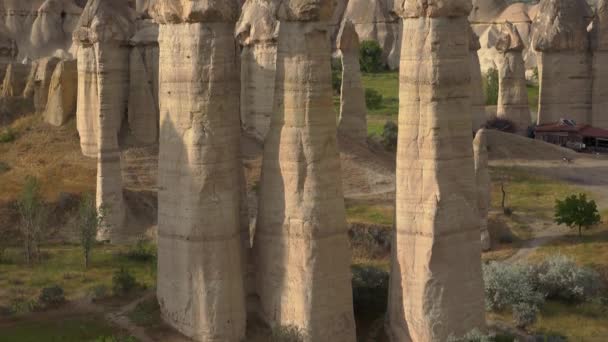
xmin=151 ymin=1 xmax=248 ymax=340
xmin=496 ymin=21 xmax=530 ymax=134
xmin=338 ymin=20 xmax=368 ymax=142
xmin=388 ymin=1 xmax=486 ymax=340
xmin=592 ymin=0 xmax=608 ymax=129
xmin=532 ymin=0 xmax=592 ymax=125
xmin=23 ymin=56 xmax=60 ymax=114
xmin=474 ymin=129 xmax=491 ymax=251
xmin=236 ymin=0 xmax=279 ymax=142
xmin=43 ymin=59 xmax=77 ymax=126
xmin=470 ymin=26 xmax=486 ymax=132
xmin=253 ymin=1 xmax=356 ymax=341
xmin=1 ymin=62 xmax=30 ymax=97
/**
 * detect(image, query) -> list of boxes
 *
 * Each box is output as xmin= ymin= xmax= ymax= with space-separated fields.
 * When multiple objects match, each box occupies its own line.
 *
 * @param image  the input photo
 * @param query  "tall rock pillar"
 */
xmin=236 ymin=0 xmax=279 ymax=142
xmin=151 ymin=1 xmax=247 ymax=341
xmin=388 ymin=1 xmax=486 ymax=341
xmin=253 ymin=1 xmax=357 ymax=340
xmin=496 ymin=22 xmax=530 ymax=135
xmin=532 ymin=0 xmax=592 ymax=126
xmin=474 ymin=129 xmax=491 ymax=252
xmin=470 ymin=27 xmax=486 ymax=132
xmin=338 ymin=20 xmax=368 ymax=142
xmin=592 ymin=0 xmax=608 ymax=129
xmin=73 ymin=0 xmax=134 ymax=242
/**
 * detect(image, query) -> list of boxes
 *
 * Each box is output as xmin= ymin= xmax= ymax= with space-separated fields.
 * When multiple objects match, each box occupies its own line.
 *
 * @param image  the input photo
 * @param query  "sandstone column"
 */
xmin=74 ymin=26 xmax=99 ymax=157
xmin=1 ymin=63 xmax=30 ymax=97
xmin=23 ymin=57 xmax=60 ymax=114
xmin=532 ymin=0 xmax=592 ymax=126
xmin=253 ymin=1 xmax=357 ymax=340
xmin=388 ymin=1 xmax=486 ymax=341
xmin=236 ymin=0 xmax=278 ymax=142
xmin=151 ymin=1 xmax=247 ymax=341
xmin=592 ymin=0 xmax=608 ymax=129
xmin=338 ymin=20 xmax=368 ymax=142
xmin=470 ymin=27 xmax=486 ymax=132
xmin=43 ymin=60 xmax=77 ymax=127
xmin=496 ymin=22 xmax=530 ymax=135
xmin=474 ymin=129 xmax=491 ymax=252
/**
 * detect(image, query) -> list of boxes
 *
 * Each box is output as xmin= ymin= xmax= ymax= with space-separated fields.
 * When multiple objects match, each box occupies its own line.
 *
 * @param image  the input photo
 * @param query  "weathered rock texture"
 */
xmin=532 ymin=0 xmax=592 ymax=125
xmin=474 ymin=129 xmax=491 ymax=251
xmin=23 ymin=56 xmax=60 ymax=114
xmin=592 ymin=0 xmax=608 ymax=129
xmin=128 ymin=20 xmax=159 ymax=145
xmin=470 ymin=27 xmax=486 ymax=131
xmin=236 ymin=0 xmax=278 ymax=141
xmin=30 ymin=0 xmax=83 ymax=58
xmin=0 ymin=28 xmax=18 ymax=81
xmin=388 ymin=1 xmax=486 ymax=341
xmin=1 ymin=62 xmax=30 ymax=97
xmin=75 ymin=45 xmax=99 ymax=157
xmin=496 ymin=22 xmax=530 ymax=134
xmin=253 ymin=1 xmax=356 ymax=341
xmin=73 ymin=0 xmax=134 ymax=242
xmin=338 ymin=21 xmax=367 ymax=141
xmin=43 ymin=59 xmax=77 ymax=126
xmin=151 ymin=1 xmax=247 ymax=340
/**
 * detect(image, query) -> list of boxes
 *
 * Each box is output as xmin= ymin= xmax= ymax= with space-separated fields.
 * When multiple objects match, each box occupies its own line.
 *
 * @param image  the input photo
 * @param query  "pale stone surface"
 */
xmin=75 ymin=46 xmax=99 ymax=157
xmin=1 ymin=62 xmax=30 ymax=97
xmin=30 ymin=0 xmax=83 ymax=58
xmin=43 ymin=59 xmax=77 ymax=126
xmin=338 ymin=20 xmax=367 ymax=141
xmin=152 ymin=0 xmax=247 ymax=339
xmin=236 ymin=0 xmax=279 ymax=141
xmin=388 ymin=2 xmax=486 ymax=341
xmin=496 ymin=22 xmax=530 ymax=134
xmin=253 ymin=14 xmax=356 ymax=342
xmin=23 ymin=56 xmax=60 ymax=114
xmin=592 ymin=0 xmax=608 ymax=129
xmin=474 ymin=129 xmax=491 ymax=252
xmin=532 ymin=0 xmax=592 ymax=125
xmin=470 ymin=26 xmax=486 ymax=131
xmin=128 ymin=20 xmax=159 ymax=145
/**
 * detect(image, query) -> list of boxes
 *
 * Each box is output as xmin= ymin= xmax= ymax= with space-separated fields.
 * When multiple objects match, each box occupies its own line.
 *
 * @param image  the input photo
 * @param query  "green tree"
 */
xmin=554 ymin=193 xmax=601 ymax=237
xmin=17 ymin=176 xmax=48 ymax=264
xmin=76 ymin=194 xmax=106 ymax=268
xmin=483 ymin=68 xmax=499 ymax=106
xmin=359 ymin=40 xmax=384 ymax=73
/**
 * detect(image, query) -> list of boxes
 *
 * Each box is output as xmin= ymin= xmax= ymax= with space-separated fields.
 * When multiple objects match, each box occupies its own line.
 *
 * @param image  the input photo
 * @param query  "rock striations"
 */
xmin=592 ymin=0 xmax=608 ymax=129
xmin=43 ymin=59 xmax=77 ymax=126
xmin=388 ymin=0 xmax=486 ymax=341
xmin=474 ymin=129 xmax=491 ymax=252
xmin=496 ymin=21 xmax=530 ymax=134
xmin=532 ymin=0 xmax=592 ymax=126
xmin=253 ymin=0 xmax=357 ymax=341
xmin=338 ymin=20 xmax=368 ymax=142
xmin=151 ymin=0 xmax=248 ymax=341
xmin=470 ymin=26 xmax=486 ymax=132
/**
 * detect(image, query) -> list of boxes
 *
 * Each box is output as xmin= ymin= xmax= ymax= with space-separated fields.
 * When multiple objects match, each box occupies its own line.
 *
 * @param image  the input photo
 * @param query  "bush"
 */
xmin=483 ymin=262 xmax=543 ymax=311
xmin=365 ymin=88 xmax=383 ymax=110
xmin=38 ymin=285 xmax=65 ymax=307
xmin=332 ymin=58 xmax=343 ymax=95
xmin=381 ymin=121 xmax=398 ymax=151
xmin=360 ymin=40 xmax=384 ymax=73
xmin=89 ymin=284 xmax=110 ymax=302
xmin=0 ymin=128 xmax=15 ymax=143
xmin=125 ymin=239 xmax=156 ymax=262
xmin=485 ymin=117 xmax=517 ymax=134
xmin=112 ymin=268 xmax=137 ymax=296
xmin=512 ymin=302 xmax=538 ymax=329
xmin=0 ymin=161 xmax=9 ymax=174
xmin=447 ymin=328 xmax=495 ymax=342
xmin=498 ymin=232 xmax=514 ymax=244
xmin=351 ymin=265 xmax=389 ymax=318
xmin=270 ymin=325 xmax=304 ymax=342
xmin=483 ymin=68 xmax=499 ymax=106
xmin=534 ymin=255 xmax=602 ymax=302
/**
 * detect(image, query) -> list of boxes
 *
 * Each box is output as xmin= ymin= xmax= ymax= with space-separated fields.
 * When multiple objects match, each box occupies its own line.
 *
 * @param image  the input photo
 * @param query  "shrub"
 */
xmin=112 ymin=268 xmax=137 ymax=296
xmin=534 ymin=255 xmax=602 ymax=302
xmin=89 ymin=284 xmax=109 ymax=302
xmin=332 ymin=58 xmax=343 ymax=95
xmin=38 ymin=285 xmax=65 ymax=307
xmin=76 ymin=193 xmax=106 ymax=268
xmin=360 ymin=40 xmax=384 ymax=73
xmin=351 ymin=265 xmax=389 ymax=318
xmin=498 ymin=232 xmax=514 ymax=244
xmin=483 ymin=261 xmax=543 ymax=311
xmin=554 ymin=193 xmax=601 ymax=238
xmin=447 ymin=328 xmax=494 ymax=342
xmin=483 ymin=68 xmax=499 ymax=106
xmin=9 ymin=297 xmax=38 ymax=315
xmin=17 ymin=176 xmax=49 ymax=264
xmin=381 ymin=121 xmax=398 ymax=151
xmin=365 ymin=88 xmax=383 ymax=110
xmin=485 ymin=117 xmax=517 ymax=134
xmin=512 ymin=302 xmax=538 ymax=329
xmin=0 ymin=128 xmax=15 ymax=143
xmin=0 ymin=161 xmax=9 ymax=174
xmin=125 ymin=239 xmax=156 ymax=262
xmin=270 ymin=325 xmax=304 ymax=342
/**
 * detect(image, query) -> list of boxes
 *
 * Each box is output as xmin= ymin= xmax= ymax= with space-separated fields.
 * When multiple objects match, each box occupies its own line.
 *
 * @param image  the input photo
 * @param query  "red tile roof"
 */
xmin=535 ymin=122 xmax=608 ymax=139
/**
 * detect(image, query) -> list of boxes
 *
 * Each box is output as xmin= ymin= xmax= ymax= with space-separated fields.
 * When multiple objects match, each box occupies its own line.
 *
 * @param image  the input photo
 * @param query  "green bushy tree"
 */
xmin=554 ymin=193 xmax=601 ymax=237
xmin=359 ymin=40 xmax=384 ymax=73
xmin=17 ymin=176 xmax=48 ymax=264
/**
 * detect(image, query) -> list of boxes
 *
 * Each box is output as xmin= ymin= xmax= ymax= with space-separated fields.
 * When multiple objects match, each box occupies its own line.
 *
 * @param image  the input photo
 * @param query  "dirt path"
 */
xmin=104 ymin=291 xmax=156 ymax=342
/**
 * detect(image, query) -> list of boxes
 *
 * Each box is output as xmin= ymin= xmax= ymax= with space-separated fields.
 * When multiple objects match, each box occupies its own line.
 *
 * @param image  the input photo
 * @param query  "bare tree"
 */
xmin=17 ymin=176 xmax=48 ymax=264
xmin=76 ymin=193 xmax=106 ymax=269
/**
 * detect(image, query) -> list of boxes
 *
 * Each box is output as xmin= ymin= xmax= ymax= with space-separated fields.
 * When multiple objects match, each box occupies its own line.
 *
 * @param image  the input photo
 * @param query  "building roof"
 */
xmin=536 ymin=120 xmax=608 ymax=139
